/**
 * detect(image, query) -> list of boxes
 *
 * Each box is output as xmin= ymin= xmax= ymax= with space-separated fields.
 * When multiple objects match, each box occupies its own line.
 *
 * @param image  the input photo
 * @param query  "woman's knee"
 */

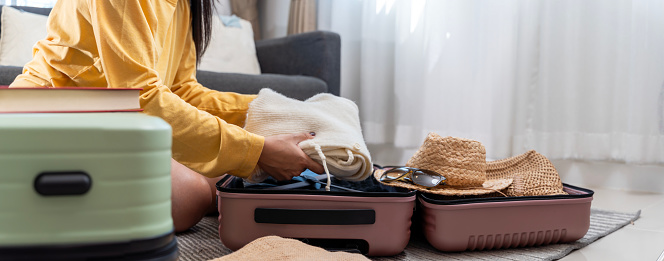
xmin=170 ymin=159 xmax=213 ymax=232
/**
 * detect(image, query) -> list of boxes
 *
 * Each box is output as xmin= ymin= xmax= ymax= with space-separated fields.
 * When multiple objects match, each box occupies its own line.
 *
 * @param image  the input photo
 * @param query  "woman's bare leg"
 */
xmin=170 ymin=159 xmax=222 ymax=232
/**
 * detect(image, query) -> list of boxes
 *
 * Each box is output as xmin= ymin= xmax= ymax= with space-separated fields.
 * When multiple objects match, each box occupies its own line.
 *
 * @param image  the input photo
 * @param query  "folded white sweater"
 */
xmin=244 ymin=88 xmax=373 ymax=184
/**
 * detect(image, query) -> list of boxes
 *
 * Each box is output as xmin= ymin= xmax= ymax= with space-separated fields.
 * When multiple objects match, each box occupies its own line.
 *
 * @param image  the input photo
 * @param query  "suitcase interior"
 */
xmin=419 ymin=183 xmax=594 ymax=204
xmin=217 ymin=171 xmax=415 ymax=195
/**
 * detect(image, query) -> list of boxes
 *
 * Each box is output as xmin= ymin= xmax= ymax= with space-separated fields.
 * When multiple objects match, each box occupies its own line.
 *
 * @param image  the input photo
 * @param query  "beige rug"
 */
xmin=176 ymin=209 xmax=640 ymax=261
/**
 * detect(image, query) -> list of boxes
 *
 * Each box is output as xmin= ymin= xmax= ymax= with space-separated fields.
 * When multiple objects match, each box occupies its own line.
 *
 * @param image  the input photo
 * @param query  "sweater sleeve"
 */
xmin=170 ymin=31 xmax=257 ymax=129
xmin=89 ymin=0 xmax=263 ymax=178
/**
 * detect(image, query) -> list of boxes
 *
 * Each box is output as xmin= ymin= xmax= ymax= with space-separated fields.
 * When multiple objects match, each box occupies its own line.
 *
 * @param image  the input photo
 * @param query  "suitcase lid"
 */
xmin=0 ymin=112 xmax=171 ymax=153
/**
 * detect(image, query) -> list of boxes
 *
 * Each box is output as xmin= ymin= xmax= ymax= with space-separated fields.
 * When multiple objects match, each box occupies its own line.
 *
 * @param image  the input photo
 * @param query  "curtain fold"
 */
xmin=318 ymin=0 xmax=664 ymax=165
xmin=288 ymin=0 xmax=317 ymax=35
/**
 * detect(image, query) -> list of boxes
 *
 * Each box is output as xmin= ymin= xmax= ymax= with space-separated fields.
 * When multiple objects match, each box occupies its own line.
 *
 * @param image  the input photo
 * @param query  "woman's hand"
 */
xmin=257 ymin=132 xmax=325 ymax=181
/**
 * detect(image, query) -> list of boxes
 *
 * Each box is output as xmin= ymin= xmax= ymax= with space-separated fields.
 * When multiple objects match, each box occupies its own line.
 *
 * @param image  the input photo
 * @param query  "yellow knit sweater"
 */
xmin=9 ymin=0 xmax=263 ymax=178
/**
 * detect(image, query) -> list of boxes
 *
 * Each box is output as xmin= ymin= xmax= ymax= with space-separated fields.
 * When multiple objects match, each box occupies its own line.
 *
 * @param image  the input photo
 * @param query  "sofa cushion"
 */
xmin=0 ymin=5 xmax=51 ymax=41
xmin=196 ymin=70 xmax=327 ymax=100
xmin=198 ymin=14 xmax=261 ymax=75
xmin=0 ymin=65 xmax=327 ymax=100
xmin=0 ymin=6 xmax=49 ymax=66
xmin=0 ymin=65 xmax=21 ymax=85
xmin=0 ymin=5 xmax=51 ymax=20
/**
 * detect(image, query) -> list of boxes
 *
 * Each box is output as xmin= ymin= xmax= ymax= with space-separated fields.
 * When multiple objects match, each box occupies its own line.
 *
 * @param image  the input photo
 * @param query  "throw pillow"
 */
xmin=198 ymin=15 xmax=261 ymax=75
xmin=0 ymin=6 xmax=48 ymax=67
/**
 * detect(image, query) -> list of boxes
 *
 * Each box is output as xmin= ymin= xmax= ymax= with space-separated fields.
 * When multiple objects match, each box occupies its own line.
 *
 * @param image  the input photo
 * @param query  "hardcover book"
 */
xmin=0 ymin=86 xmax=142 ymax=113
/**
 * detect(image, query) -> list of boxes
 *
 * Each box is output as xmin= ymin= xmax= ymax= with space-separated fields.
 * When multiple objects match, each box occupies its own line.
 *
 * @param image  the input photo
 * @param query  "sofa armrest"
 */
xmin=255 ymin=31 xmax=341 ymax=96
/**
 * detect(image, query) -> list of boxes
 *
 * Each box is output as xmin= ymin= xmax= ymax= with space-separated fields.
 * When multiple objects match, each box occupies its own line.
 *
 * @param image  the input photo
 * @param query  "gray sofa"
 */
xmin=0 ymin=6 xmax=340 ymax=100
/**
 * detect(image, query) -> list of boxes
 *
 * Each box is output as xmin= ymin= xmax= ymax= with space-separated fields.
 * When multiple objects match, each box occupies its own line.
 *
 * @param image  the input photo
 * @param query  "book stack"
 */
xmin=0 ymin=86 xmax=142 ymax=113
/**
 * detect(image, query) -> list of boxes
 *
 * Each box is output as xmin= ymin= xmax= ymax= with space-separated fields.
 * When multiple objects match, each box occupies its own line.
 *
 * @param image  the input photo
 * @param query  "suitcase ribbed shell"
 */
xmin=0 ymin=113 xmax=172 ymax=246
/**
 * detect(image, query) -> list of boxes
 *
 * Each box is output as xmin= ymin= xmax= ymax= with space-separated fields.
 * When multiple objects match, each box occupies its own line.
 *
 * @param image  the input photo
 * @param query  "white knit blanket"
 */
xmin=244 ymin=88 xmax=372 ymax=182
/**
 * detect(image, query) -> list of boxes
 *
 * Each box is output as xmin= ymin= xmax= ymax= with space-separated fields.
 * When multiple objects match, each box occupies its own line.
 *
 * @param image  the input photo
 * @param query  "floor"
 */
xmin=558 ymin=186 xmax=664 ymax=261
xmin=546 ymin=159 xmax=664 ymax=261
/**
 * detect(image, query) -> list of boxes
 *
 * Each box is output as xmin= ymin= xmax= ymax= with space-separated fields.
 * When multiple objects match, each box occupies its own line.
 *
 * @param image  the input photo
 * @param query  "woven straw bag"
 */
xmin=487 ymin=150 xmax=566 ymax=197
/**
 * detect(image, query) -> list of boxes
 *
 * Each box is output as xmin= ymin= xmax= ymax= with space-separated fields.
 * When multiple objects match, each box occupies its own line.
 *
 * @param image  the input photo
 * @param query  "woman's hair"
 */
xmin=190 ymin=0 xmax=215 ymax=64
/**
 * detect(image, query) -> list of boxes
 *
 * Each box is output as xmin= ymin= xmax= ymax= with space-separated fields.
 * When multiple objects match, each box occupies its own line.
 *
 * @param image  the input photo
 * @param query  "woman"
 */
xmin=10 ymin=0 xmax=324 ymax=231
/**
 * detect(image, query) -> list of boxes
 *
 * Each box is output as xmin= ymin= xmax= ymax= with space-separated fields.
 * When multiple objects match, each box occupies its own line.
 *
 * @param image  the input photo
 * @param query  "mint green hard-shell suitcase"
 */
xmin=0 ymin=113 xmax=176 ymax=260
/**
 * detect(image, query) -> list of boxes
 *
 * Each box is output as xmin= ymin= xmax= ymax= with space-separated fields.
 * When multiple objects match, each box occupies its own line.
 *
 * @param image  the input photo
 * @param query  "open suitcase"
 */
xmin=216 ymin=173 xmax=416 ymax=256
xmin=0 ymin=113 xmax=177 ymax=260
xmin=418 ymin=184 xmax=594 ymax=251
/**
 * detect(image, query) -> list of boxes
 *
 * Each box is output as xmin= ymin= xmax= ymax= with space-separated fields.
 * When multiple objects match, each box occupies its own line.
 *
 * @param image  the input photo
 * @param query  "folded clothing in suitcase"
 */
xmin=216 ymin=173 xmax=416 ymax=256
xmin=418 ymin=184 xmax=593 ymax=252
xmin=0 ymin=113 xmax=177 ymax=260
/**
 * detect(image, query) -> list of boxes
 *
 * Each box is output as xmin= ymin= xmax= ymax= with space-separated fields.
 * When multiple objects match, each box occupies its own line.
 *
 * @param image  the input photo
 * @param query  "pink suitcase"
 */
xmin=216 ymin=174 xmax=416 ymax=256
xmin=418 ymin=184 xmax=593 ymax=251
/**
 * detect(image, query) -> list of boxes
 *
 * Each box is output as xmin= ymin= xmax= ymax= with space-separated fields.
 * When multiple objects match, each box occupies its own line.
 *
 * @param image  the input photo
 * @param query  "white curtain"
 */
xmin=318 ymin=0 xmax=664 ymax=165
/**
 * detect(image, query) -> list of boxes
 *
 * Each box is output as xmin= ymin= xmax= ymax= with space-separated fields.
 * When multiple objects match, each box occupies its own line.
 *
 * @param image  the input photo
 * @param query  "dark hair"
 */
xmin=190 ymin=0 xmax=215 ymax=64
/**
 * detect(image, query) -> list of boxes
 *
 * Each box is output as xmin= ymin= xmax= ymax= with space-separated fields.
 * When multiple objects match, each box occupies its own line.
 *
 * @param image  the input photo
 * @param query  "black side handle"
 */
xmin=255 ymin=208 xmax=375 ymax=225
xmin=34 ymin=171 xmax=92 ymax=196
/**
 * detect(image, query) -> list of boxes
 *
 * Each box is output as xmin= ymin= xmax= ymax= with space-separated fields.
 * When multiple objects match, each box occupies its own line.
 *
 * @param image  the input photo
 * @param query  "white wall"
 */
xmin=553 ymin=160 xmax=664 ymax=194
xmin=258 ymin=0 xmax=290 ymax=40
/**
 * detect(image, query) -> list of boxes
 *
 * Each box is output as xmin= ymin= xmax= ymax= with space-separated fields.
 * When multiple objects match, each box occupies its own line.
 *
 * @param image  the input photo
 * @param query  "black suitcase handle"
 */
xmin=254 ymin=208 xmax=375 ymax=225
xmin=34 ymin=171 xmax=91 ymax=196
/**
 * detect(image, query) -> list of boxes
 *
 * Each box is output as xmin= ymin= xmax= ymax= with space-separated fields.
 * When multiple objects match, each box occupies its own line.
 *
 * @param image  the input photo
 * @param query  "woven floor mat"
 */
xmin=176 ymin=209 xmax=640 ymax=261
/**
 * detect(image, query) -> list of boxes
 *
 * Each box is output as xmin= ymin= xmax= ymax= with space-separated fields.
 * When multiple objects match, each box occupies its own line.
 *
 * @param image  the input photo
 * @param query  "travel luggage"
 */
xmin=0 ymin=113 xmax=177 ymax=260
xmin=371 ymin=134 xmax=593 ymax=252
xmin=216 ymin=173 xmax=416 ymax=256
xmin=418 ymin=184 xmax=594 ymax=251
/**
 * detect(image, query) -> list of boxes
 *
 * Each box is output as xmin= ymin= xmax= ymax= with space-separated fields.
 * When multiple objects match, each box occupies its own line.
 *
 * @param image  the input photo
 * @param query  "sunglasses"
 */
xmin=379 ymin=167 xmax=446 ymax=188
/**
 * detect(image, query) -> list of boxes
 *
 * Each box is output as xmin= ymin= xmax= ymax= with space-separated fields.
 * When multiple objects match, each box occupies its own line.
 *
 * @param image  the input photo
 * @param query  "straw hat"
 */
xmin=374 ymin=133 xmax=566 ymax=197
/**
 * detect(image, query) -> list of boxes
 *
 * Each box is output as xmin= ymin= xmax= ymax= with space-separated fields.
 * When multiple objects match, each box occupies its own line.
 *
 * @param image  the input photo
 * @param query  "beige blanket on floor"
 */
xmin=208 ymin=235 xmax=369 ymax=261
